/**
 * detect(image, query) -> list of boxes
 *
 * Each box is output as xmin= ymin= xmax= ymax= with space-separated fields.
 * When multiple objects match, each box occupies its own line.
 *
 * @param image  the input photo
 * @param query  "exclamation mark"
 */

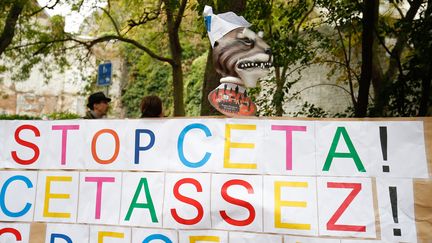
xmin=389 ymin=186 xmax=401 ymax=236
xmin=380 ymin=126 xmax=389 ymax=172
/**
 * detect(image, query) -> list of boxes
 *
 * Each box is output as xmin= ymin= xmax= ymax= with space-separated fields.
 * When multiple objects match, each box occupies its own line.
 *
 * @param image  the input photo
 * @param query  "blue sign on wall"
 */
xmin=97 ymin=62 xmax=112 ymax=86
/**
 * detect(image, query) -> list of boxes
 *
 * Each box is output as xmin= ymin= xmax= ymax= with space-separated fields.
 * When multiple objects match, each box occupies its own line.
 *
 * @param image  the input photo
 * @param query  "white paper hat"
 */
xmin=203 ymin=5 xmax=251 ymax=47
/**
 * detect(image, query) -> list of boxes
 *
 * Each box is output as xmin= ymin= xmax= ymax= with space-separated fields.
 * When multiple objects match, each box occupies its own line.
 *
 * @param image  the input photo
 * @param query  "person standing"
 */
xmin=140 ymin=95 xmax=164 ymax=118
xmin=83 ymin=92 xmax=111 ymax=119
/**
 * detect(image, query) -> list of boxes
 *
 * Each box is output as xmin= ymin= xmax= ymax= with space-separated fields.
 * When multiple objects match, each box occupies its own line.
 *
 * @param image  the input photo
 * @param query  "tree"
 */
xmin=82 ymin=0 xmax=189 ymax=116
xmin=245 ymin=0 xmax=318 ymax=116
xmin=355 ymin=0 xmax=378 ymax=117
xmin=371 ymin=0 xmax=428 ymax=116
xmin=0 ymin=0 xmax=27 ymax=56
xmin=260 ymin=0 xmax=430 ymax=117
xmin=2 ymin=0 xmax=194 ymax=116
xmin=0 ymin=0 xmax=70 ymax=80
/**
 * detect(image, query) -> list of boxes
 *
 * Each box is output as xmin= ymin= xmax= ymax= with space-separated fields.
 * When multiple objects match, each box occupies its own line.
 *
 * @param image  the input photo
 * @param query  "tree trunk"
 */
xmin=200 ymin=0 xmax=246 ymax=116
xmin=165 ymin=0 xmax=187 ymax=116
xmin=200 ymin=47 xmax=221 ymax=115
xmin=274 ymin=67 xmax=284 ymax=116
xmin=172 ymin=62 xmax=185 ymax=116
xmin=355 ymin=0 xmax=378 ymax=117
xmin=168 ymin=25 xmax=185 ymax=116
xmin=0 ymin=0 xmax=26 ymax=56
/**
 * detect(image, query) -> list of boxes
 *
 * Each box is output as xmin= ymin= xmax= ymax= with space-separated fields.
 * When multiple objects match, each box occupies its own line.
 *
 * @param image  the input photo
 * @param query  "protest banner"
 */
xmin=0 ymin=117 xmax=431 ymax=243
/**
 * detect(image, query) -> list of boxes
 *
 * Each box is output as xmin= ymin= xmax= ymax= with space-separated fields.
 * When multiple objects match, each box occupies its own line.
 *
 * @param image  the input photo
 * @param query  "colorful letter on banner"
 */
xmin=316 ymin=122 xmax=373 ymax=177
xmin=51 ymin=125 xmax=80 ymax=166
xmin=132 ymin=228 xmax=177 ymax=243
xmin=11 ymin=124 xmax=40 ymax=166
xmin=78 ymin=172 xmax=122 ymax=225
xmin=317 ymin=177 xmax=376 ymax=238
xmin=34 ymin=171 xmax=79 ymax=223
xmin=120 ymin=172 xmax=165 ymax=227
xmin=0 ymin=223 xmax=30 ymax=243
xmin=261 ymin=121 xmax=315 ymax=176
xmin=376 ymin=178 xmax=417 ymax=243
xmin=45 ymin=223 xmax=89 ymax=243
xmin=177 ymin=123 xmax=212 ymax=168
xmin=178 ymin=230 xmax=227 ymax=243
xmin=0 ymin=171 xmax=37 ymax=221
xmin=91 ymin=129 xmax=120 ymax=165
xmin=134 ymin=129 xmax=155 ymax=165
xmin=263 ymin=176 xmax=318 ymax=236
xmin=90 ymin=226 xmax=130 ymax=243
xmin=224 ymin=122 xmax=258 ymax=171
xmin=229 ymin=232 xmax=282 ymax=243
xmin=210 ymin=174 xmax=262 ymax=231
xmin=163 ymin=173 xmax=211 ymax=229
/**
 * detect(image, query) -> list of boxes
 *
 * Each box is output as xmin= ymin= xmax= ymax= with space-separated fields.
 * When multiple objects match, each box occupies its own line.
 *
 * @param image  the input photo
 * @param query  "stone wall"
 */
xmin=283 ymin=64 xmax=353 ymax=116
xmin=0 ymin=45 xmax=127 ymax=118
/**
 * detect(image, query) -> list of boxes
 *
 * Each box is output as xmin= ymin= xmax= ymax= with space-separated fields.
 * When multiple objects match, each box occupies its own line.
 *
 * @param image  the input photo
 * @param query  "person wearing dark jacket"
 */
xmin=83 ymin=92 xmax=111 ymax=119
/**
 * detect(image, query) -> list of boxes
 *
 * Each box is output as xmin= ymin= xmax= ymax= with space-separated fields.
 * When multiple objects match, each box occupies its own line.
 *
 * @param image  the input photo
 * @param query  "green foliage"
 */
xmin=2 ymin=0 xmax=429 ymax=118
xmin=290 ymin=102 xmax=329 ymax=118
xmin=121 ymin=46 xmax=173 ymax=118
xmin=0 ymin=112 xmax=80 ymax=120
xmin=244 ymin=0 xmax=320 ymax=116
xmin=184 ymin=52 xmax=207 ymax=116
xmin=384 ymin=3 xmax=432 ymax=116
xmin=0 ymin=114 xmax=41 ymax=120
xmin=47 ymin=112 xmax=81 ymax=120
xmin=1 ymin=1 xmax=74 ymax=81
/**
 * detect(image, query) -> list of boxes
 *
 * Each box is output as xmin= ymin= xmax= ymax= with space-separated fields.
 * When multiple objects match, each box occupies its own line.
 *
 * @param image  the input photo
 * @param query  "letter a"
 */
xmin=322 ymin=127 xmax=365 ymax=172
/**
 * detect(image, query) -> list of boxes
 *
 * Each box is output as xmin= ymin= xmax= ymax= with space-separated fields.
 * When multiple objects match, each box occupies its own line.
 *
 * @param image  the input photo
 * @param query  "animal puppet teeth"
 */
xmin=238 ymin=61 xmax=272 ymax=69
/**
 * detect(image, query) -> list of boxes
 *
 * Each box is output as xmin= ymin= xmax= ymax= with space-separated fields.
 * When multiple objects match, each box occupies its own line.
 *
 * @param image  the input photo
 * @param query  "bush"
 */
xmin=0 ymin=114 xmax=41 ymax=120
xmin=0 ymin=112 xmax=80 ymax=120
xmin=47 ymin=112 xmax=81 ymax=120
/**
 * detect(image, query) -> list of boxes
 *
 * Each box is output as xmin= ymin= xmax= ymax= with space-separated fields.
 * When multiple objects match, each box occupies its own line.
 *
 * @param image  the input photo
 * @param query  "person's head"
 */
xmin=140 ymin=95 xmax=163 ymax=118
xmin=87 ymin=92 xmax=111 ymax=116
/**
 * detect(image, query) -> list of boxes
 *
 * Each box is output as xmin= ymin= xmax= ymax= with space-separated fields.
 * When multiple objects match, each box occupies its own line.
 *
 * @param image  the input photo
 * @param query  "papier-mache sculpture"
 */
xmin=204 ymin=5 xmax=273 ymax=117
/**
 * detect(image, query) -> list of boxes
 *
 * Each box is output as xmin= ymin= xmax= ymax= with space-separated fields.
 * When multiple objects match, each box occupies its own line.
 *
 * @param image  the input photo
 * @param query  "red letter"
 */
xmin=326 ymin=182 xmax=365 ymax=232
xmin=11 ymin=125 xmax=40 ymax=165
xmin=52 ymin=125 xmax=80 ymax=165
xmin=0 ymin=227 xmax=22 ymax=240
xmin=170 ymin=178 xmax=204 ymax=225
xmin=220 ymin=179 xmax=255 ymax=226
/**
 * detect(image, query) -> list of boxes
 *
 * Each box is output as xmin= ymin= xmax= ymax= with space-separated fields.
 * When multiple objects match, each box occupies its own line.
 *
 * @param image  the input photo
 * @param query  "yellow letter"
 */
xmin=224 ymin=124 xmax=256 ymax=169
xmin=43 ymin=176 xmax=72 ymax=218
xmin=274 ymin=181 xmax=310 ymax=230
xmin=98 ymin=231 xmax=124 ymax=243
xmin=189 ymin=236 xmax=220 ymax=243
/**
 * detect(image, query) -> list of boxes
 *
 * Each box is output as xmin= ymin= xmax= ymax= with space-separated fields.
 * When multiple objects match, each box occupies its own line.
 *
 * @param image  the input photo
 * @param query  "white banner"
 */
xmin=0 ymin=118 xmax=430 ymax=242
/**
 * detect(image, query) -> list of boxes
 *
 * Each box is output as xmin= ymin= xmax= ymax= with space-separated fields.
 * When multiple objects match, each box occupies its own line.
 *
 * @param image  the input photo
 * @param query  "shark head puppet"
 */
xmin=204 ymin=5 xmax=273 ymax=88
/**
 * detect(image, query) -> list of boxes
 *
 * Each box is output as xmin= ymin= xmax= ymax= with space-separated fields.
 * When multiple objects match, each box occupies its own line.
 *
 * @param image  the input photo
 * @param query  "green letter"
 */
xmin=322 ymin=127 xmax=365 ymax=172
xmin=125 ymin=178 xmax=158 ymax=222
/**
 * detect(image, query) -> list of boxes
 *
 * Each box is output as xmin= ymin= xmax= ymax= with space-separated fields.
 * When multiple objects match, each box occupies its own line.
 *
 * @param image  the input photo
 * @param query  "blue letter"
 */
xmin=0 ymin=175 xmax=33 ymax=217
xmin=50 ymin=233 xmax=72 ymax=243
xmin=135 ymin=129 xmax=156 ymax=164
xmin=177 ymin=123 xmax=212 ymax=168
xmin=143 ymin=234 xmax=172 ymax=243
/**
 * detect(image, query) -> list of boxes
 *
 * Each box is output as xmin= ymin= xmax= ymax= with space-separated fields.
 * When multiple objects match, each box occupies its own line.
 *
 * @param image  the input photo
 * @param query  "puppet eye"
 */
xmin=241 ymin=38 xmax=254 ymax=45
